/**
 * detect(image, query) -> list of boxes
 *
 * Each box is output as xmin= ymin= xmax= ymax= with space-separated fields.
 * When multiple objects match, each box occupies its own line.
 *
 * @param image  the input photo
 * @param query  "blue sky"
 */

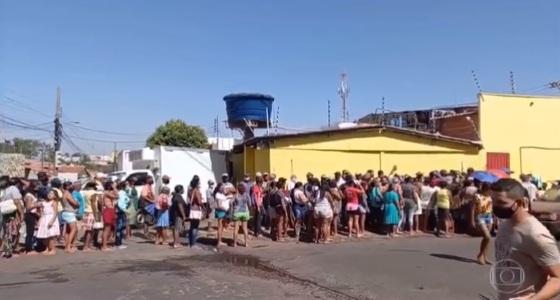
xmin=1 ymin=1 xmax=559 ymax=154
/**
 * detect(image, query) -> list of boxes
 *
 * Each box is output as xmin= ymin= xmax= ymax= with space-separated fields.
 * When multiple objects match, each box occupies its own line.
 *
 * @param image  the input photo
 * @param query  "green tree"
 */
xmin=0 ymin=138 xmax=54 ymax=159
xmin=146 ymin=119 xmax=208 ymax=148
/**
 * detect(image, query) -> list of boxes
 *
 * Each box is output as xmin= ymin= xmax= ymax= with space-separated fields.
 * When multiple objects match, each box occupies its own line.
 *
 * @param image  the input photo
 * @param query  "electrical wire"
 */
xmin=0 ymin=118 xmax=52 ymax=132
xmin=64 ymin=122 xmax=149 ymax=136
xmin=62 ymin=112 xmax=148 ymax=136
xmin=61 ymin=130 xmax=87 ymax=154
xmin=64 ymin=134 xmax=145 ymax=144
xmin=1 ymin=95 xmax=52 ymax=118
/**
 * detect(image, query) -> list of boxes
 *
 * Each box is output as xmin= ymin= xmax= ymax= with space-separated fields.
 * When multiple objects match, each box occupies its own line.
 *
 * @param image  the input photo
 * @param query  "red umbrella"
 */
xmin=487 ymin=169 xmax=510 ymax=179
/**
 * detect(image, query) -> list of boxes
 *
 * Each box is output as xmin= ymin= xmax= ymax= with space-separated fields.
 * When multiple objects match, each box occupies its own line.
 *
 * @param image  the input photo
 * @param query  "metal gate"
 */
xmin=486 ymin=152 xmax=510 ymax=170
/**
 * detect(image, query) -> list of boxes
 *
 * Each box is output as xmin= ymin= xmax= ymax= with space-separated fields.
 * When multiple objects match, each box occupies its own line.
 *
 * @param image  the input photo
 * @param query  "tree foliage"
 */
xmin=146 ymin=119 xmax=208 ymax=148
xmin=0 ymin=138 xmax=54 ymax=159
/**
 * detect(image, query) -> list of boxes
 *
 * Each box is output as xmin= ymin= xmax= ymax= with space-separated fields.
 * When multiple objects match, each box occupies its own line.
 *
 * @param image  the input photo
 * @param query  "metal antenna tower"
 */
xmin=337 ymin=73 xmax=350 ymax=122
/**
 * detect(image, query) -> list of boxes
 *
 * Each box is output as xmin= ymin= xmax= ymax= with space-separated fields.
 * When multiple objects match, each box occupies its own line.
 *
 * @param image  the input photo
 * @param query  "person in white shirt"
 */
xmin=521 ymin=174 xmax=538 ymax=205
xmin=288 ymin=175 xmax=297 ymax=191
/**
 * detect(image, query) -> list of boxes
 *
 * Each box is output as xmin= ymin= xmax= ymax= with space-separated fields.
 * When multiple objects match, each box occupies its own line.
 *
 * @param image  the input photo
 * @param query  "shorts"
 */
xmin=477 ymin=213 xmax=493 ymax=225
xmin=293 ymin=204 xmax=308 ymax=221
xmin=233 ymin=211 xmax=250 ymax=222
xmin=83 ymin=213 xmax=95 ymax=231
xmin=437 ymin=208 xmax=450 ymax=221
xmin=61 ymin=211 xmax=77 ymax=224
xmin=215 ymin=210 xmax=227 ymax=220
xmin=58 ymin=213 xmax=66 ymax=226
xmin=102 ymin=208 xmax=116 ymax=226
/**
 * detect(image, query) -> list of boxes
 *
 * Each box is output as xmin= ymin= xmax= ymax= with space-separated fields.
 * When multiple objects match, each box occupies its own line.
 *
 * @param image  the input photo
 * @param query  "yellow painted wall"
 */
xmin=268 ymin=129 xmax=481 ymax=179
xmin=247 ymin=147 xmax=256 ymax=174
xmin=254 ymin=148 xmax=270 ymax=175
xmin=479 ymin=93 xmax=560 ymax=180
xmin=230 ymin=152 xmax=244 ymax=183
xmin=269 ymin=148 xmax=381 ymax=179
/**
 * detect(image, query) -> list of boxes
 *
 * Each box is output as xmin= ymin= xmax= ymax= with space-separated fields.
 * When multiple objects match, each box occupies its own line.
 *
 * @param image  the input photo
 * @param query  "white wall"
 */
xmin=154 ymin=146 xmax=227 ymax=193
xmin=208 ymin=137 xmax=238 ymax=151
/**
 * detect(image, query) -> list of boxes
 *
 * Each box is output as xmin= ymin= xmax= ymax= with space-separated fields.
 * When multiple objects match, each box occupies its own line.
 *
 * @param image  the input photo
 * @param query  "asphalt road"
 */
xmin=0 ymin=233 xmax=498 ymax=300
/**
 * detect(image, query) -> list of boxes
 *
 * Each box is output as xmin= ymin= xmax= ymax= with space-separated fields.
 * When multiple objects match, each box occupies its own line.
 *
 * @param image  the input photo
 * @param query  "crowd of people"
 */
xmin=0 ymin=167 xmax=543 ymax=260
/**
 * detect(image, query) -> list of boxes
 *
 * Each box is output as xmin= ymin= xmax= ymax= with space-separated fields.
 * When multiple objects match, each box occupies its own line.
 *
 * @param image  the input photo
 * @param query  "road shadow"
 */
xmin=429 ymin=253 xmax=479 ymax=264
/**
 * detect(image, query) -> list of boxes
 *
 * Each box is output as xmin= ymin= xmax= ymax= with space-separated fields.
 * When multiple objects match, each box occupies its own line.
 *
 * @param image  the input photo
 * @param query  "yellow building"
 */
xmin=479 ymin=93 xmax=560 ymax=181
xmin=231 ymin=125 xmax=482 ymax=180
xmin=229 ymin=93 xmax=560 ymax=181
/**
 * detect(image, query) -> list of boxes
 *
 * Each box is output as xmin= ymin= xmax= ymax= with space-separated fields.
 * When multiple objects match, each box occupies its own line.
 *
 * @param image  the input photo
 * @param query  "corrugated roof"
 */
xmin=241 ymin=124 xmax=482 ymax=148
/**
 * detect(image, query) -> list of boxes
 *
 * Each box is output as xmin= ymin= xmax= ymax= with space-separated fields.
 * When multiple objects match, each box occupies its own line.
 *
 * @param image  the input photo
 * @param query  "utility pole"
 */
xmin=54 ymin=87 xmax=62 ymax=175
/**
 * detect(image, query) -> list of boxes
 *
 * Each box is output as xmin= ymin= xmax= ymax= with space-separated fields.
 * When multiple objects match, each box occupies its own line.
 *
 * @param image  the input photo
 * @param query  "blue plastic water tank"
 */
xmin=223 ymin=93 xmax=274 ymax=129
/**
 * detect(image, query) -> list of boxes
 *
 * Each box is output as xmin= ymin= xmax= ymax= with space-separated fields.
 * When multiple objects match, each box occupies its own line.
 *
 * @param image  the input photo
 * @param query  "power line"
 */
xmin=2 ymin=95 xmax=52 ymax=118
xmin=61 ymin=131 xmax=86 ymax=154
xmin=63 ymin=121 xmax=149 ymax=136
xmin=61 ymin=111 xmax=148 ymax=136
xmin=64 ymin=133 xmax=145 ymax=144
xmin=0 ymin=114 xmax=52 ymax=132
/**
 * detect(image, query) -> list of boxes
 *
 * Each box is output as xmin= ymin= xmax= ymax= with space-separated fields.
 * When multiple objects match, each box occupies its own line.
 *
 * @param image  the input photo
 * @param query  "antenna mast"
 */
xmin=338 ymin=73 xmax=350 ymax=122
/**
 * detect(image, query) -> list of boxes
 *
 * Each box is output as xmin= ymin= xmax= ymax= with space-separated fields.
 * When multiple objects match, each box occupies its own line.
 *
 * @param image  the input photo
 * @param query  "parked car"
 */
xmin=108 ymin=170 xmax=154 ymax=184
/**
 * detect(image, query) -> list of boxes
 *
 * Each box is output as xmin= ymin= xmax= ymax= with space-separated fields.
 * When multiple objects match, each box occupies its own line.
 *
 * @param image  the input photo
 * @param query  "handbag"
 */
xmin=188 ymin=192 xmax=202 ymax=220
xmin=92 ymin=222 xmax=104 ymax=230
xmin=0 ymin=199 xmax=17 ymax=215
xmin=189 ymin=209 xmax=202 ymax=220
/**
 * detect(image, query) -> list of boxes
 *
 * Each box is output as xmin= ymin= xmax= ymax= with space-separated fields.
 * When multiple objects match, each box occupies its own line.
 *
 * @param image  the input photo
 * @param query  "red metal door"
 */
xmin=486 ymin=152 xmax=510 ymax=170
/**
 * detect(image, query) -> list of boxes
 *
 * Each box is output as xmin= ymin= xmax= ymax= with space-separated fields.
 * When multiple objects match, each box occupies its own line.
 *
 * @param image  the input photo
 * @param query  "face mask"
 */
xmin=493 ymin=203 xmax=518 ymax=219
